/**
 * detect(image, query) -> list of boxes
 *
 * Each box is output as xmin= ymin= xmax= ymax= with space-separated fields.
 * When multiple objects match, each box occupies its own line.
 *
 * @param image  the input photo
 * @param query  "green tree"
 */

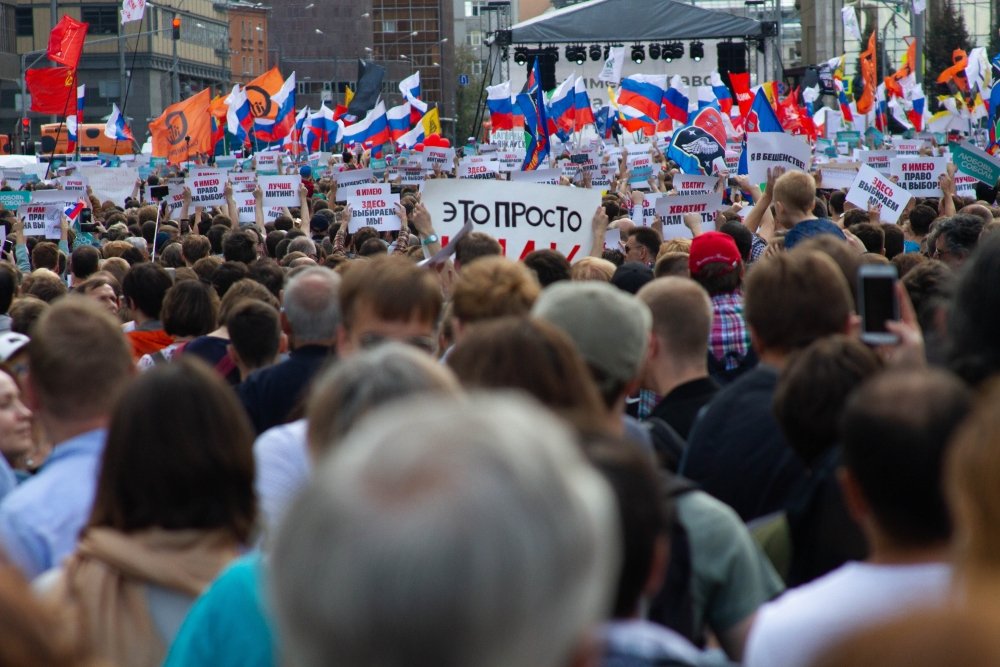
xmin=454 ymin=45 xmax=487 ymax=144
xmin=924 ymin=0 xmax=973 ymax=86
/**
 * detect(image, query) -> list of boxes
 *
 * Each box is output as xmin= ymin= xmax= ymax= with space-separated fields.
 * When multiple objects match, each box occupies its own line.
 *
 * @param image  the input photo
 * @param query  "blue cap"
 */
xmin=300 ymin=165 xmax=312 ymax=178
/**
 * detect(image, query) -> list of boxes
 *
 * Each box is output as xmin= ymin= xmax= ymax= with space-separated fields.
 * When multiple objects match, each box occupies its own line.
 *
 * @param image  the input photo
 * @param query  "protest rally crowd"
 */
xmin=10 ymin=6 xmax=1000 ymax=667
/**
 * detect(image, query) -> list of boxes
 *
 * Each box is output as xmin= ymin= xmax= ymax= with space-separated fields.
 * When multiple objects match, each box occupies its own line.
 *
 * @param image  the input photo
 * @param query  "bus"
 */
xmin=39 ymin=123 xmax=133 ymax=156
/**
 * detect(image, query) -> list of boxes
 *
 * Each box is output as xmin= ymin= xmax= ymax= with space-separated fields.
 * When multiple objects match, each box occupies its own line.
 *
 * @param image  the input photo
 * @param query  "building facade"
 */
xmin=225 ymin=0 xmax=269 ymax=85
xmin=12 ymin=0 xmax=229 ymax=147
xmin=268 ymin=0 xmax=454 ymax=136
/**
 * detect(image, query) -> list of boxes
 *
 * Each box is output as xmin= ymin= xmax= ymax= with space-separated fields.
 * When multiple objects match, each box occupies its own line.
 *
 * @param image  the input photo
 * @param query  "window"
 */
xmin=14 ymin=7 xmax=32 ymax=37
xmin=467 ymin=30 xmax=482 ymax=46
xmin=81 ymin=5 xmax=119 ymax=35
xmin=381 ymin=19 xmax=397 ymax=32
xmin=259 ymin=57 xmax=263 ymax=72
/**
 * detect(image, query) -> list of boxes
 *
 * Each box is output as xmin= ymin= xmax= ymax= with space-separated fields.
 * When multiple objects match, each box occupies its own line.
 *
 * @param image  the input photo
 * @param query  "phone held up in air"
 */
xmin=857 ymin=264 xmax=900 ymax=346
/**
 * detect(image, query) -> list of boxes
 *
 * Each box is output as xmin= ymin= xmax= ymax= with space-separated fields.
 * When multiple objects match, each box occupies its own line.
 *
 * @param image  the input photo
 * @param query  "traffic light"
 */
xmin=20 ymin=118 xmax=28 ymax=131
xmin=172 ymin=17 xmax=181 ymax=40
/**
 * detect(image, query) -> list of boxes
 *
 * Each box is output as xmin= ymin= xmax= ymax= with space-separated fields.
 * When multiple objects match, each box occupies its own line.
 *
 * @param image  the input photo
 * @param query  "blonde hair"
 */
xmin=570 ymin=257 xmax=616 ymax=282
xmin=451 ymin=257 xmax=540 ymax=325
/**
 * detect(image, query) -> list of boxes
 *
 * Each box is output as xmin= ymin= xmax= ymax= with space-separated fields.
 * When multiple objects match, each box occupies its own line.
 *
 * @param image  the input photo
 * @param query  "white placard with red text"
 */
xmin=258 ymin=175 xmax=301 ymax=208
xmin=846 ymin=165 xmax=913 ymax=224
xmin=746 ymin=132 xmax=812 ymax=184
xmin=674 ymin=174 xmax=719 ymax=194
xmin=654 ymin=193 xmax=724 ymax=239
xmin=344 ymin=183 xmax=400 ymax=232
xmin=184 ymin=169 xmax=226 ymax=206
xmin=889 ymin=156 xmax=947 ymax=198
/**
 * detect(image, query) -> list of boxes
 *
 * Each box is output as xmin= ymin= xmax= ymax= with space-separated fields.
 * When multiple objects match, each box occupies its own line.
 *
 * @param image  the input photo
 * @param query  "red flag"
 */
xmin=26 ymin=67 xmax=76 ymax=115
xmin=46 ymin=16 xmax=89 ymax=69
xmin=729 ymin=72 xmax=753 ymax=119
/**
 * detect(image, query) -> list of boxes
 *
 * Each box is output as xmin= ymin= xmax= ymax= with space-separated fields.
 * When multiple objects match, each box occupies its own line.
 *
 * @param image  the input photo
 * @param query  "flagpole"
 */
xmin=113 ymin=16 xmax=145 ymax=157
xmin=44 ymin=84 xmax=75 ymax=180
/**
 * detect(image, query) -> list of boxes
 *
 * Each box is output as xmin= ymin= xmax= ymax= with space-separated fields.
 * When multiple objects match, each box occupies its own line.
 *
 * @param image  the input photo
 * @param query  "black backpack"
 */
xmin=706 ymin=347 xmax=759 ymax=386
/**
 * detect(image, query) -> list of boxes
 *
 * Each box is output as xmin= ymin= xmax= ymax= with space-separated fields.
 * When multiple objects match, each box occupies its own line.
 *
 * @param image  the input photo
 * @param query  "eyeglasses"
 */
xmin=358 ymin=332 xmax=437 ymax=355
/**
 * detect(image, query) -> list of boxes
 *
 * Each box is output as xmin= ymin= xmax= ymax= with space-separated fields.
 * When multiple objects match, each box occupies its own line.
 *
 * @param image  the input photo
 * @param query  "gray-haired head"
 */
xmin=282 ymin=266 xmax=341 ymax=343
xmin=271 ymin=393 xmax=619 ymax=667
xmin=306 ymin=342 xmax=462 ymax=459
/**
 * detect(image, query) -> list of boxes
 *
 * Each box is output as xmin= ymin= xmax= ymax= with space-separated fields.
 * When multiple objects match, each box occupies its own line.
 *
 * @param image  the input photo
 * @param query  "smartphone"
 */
xmin=1 ymin=239 xmax=12 ymax=255
xmin=150 ymin=185 xmax=169 ymax=200
xmin=858 ymin=264 xmax=900 ymax=345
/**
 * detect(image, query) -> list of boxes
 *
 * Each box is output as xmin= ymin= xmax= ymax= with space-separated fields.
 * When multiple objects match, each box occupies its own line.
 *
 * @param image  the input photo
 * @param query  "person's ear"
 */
xmin=838 ymin=466 xmax=870 ymax=527
xmin=336 ymin=324 xmax=352 ymax=357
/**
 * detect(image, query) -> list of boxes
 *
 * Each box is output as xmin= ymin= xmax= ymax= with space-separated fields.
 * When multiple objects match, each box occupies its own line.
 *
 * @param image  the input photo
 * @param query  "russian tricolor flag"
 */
xmin=547 ymin=74 xmax=576 ymax=135
xmin=710 ymin=72 xmax=733 ymax=115
xmin=64 ymin=199 xmax=85 ymax=222
xmin=486 ymin=81 xmax=514 ymax=130
xmin=303 ymin=105 xmax=341 ymax=151
xmin=226 ymin=84 xmax=253 ymax=142
xmin=618 ymin=74 xmax=666 ymax=123
xmin=396 ymin=121 xmax=425 ymax=149
xmin=399 ymin=72 xmax=428 ymax=123
xmin=835 ymin=79 xmax=854 ymax=122
xmin=104 ymin=103 xmax=133 ymax=142
xmin=908 ymin=84 xmax=926 ymax=132
xmin=254 ymin=72 xmax=297 ymax=143
xmin=573 ymin=77 xmax=595 ymax=130
xmin=697 ymin=86 xmax=721 ymax=111
xmin=663 ymin=75 xmax=690 ymax=124
xmin=339 ymin=100 xmax=390 ymax=147
xmin=285 ymin=106 xmax=310 ymax=152
xmin=387 ymin=101 xmax=412 ymax=141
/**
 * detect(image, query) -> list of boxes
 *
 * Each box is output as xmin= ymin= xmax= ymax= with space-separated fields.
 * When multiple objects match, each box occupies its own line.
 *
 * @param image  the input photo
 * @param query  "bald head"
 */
xmin=283 ymin=267 xmax=342 ymax=343
xmin=636 ymin=277 xmax=712 ymax=362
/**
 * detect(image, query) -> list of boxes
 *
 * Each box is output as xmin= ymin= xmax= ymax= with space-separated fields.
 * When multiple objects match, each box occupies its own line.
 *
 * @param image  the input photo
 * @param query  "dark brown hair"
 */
xmin=88 ymin=358 xmax=256 ymax=543
xmin=161 ymin=280 xmax=219 ymax=337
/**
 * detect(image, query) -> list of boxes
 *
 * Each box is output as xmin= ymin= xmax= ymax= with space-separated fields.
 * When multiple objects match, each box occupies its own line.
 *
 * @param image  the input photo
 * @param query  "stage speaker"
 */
xmin=527 ymin=49 xmax=557 ymax=91
xmin=717 ymin=42 xmax=747 ymax=77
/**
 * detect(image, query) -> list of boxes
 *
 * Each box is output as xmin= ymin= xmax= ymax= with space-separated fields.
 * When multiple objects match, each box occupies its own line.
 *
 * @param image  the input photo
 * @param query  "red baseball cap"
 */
xmin=689 ymin=231 xmax=741 ymax=275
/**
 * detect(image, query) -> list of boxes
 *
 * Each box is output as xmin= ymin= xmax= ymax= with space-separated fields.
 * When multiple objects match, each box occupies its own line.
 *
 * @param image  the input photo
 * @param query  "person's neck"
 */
xmin=132 ymin=311 xmax=155 ymax=328
xmin=756 ymin=348 xmax=788 ymax=371
xmin=782 ymin=210 xmax=815 ymax=229
xmin=290 ymin=338 xmax=333 ymax=351
xmin=865 ymin=538 xmax=950 ymax=566
xmin=37 ymin=413 xmax=107 ymax=447
xmin=646 ymin=361 xmax=708 ymax=397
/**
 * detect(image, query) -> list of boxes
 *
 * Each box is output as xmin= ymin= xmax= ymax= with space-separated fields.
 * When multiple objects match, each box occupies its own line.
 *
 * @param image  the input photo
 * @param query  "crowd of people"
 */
xmin=0 ymin=139 xmax=997 ymax=667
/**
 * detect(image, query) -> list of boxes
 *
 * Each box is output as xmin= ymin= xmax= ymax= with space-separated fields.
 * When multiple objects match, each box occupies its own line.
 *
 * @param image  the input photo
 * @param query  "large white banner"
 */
xmin=746 ymin=133 xmax=812 ymax=184
xmin=420 ymin=179 xmax=602 ymax=261
xmin=79 ymin=165 xmax=139 ymax=205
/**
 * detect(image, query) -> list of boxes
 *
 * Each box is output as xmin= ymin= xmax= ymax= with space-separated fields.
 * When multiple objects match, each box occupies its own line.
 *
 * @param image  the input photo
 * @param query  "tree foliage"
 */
xmin=455 ymin=45 xmax=487 ymax=144
xmin=924 ymin=0 xmax=973 ymax=86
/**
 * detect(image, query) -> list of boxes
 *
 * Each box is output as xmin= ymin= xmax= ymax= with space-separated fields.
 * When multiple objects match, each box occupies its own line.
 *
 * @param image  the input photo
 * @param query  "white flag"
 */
xmin=598 ymin=47 xmax=626 ymax=86
xmin=842 ymin=6 xmax=862 ymax=41
xmin=121 ymin=0 xmax=146 ymax=24
xmin=912 ymin=0 xmax=926 ymax=14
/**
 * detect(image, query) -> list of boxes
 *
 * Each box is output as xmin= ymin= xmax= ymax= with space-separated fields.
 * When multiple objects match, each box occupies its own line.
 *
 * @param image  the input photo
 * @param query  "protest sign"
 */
xmin=817 ymin=163 xmax=859 ymax=191
xmin=215 ymin=156 xmax=237 ymax=169
xmin=497 ymin=151 xmax=526 ymax=172
xmin=420 ymin=179 xmax=601 ymax=260
xmin=859 ymin=150 xmax=896 ymax=174
xmin=458 ymin=161 xmax=499 ymax=179
xmin=627 ymin=151 xmax=658 ymax=186
xmin=228 ymin=171 xmax=257 ymax=191
xmin=0 ymin=191 xmax=31 ymax=209
xmin=164 ymin=184 xmax=186 ymax=212
xmin=894 ymin=140 xmax=924 ymax=156
xmin=255 ymin=152 xmax=280 ymax=174
xmin=951 ymin=142 xmax=1000 ymax=186
xmin=955 ymin=174 xmax=977 ymax=198
xmin=184 ymin=169 xmax=227 ymax=206
xmin=746 ymin=133 xmax=811 ymax=185
xmin=399 ymin=165 xmax=425 ymax=185
xmin=636 ymin=194 xmax=661 ymax=227
xmin=57 ymin=175 xmax=87 ymax=195
xmin=79 ymin=165 xmax=139 ymax=204
xmin=343 ymin=183 xmax=400 ymax=233
xmin=16 ymin=204 xmax=61 ymax=238
xmin=510 ymin=169 xmax=561 ymax=185
xmin=258 ymin=175 xmax=301 ymax=208
xmin=836 ymin=131 xmax=861 ymax=149
xmin=590 ymin=167 xmax=616 ymax=188
xmin=235 ymin=192 xmax=257 ymax=225
xmin=889 ymin=156 xmax=946 ymax=197
xmin=674 ymin=175 xmax=719 ymax=194
xmin=846 ymin=164 xmax=912 ymax=224
xmin=654 ymin=193 xmax=724 ymax=239
xmin=335 ymin=168 xmax=374 ymax=186
xmin=423 ymin=147 xmax=456 ymax=170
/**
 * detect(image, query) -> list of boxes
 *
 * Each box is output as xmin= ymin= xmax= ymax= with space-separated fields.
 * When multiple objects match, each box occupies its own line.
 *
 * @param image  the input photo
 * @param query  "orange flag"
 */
xmin=885 ymin=38 xmax=916 ymax=99
xmin=244 ymin=67 xmax=284 ymax=120
xmin=937 ymin=49 xmax=970 ymax=92
xmin=856 ymin=32 xmax=877 ymax=115
xmin=149 ymin=88 xmax=212 ymax=165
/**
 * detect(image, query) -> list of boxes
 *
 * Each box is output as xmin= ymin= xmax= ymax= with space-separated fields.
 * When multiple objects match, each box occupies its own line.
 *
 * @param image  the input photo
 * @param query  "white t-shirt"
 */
xmin=744 ymin=561 xmax=952 ymax=667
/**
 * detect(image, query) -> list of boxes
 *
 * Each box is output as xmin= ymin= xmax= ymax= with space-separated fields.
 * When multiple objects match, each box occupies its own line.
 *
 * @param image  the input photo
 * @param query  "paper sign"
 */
xmin=335 ymin=168 xmax=374 ymax=186
xmin=344 ymin=184 xmax=400 ymax=233
xmin=510 ymin=169 xmax=561 ymax=185
xmin=497 ymin=151 xmax=526 ymax=172
xmin=674 ymin=175 xmax=719 ymax=194
xmin=604 ymin=227 xmax=621 ymax=251
xmin=0 ymin=191 xmax=31 ymax=209
xmin=889 ymin=156 xmax=947 ymax=197
xmin=235 ymin=192 xmax=257 ymax=225
xmin=420 ymin=179 xmax=602 ymax=261
xmin=747 ymin=133 xmax=811 ymax=184
xmin=859 ymin=150 xmax=897 ymax=174
xmin=423 ymin=147 xmax=456 ymax=169
xmin=458 ymin=161 xmax=499 ymax=179
xmin=817 ymin=164 xmax=859 ymax=191
xmin=17 ymin=204 xmax=61 ymax=237
xmin=78 ymin=165 xmax=139 ymax=205
xmin=955 ymin=174 xmax=977 ymax=198
xmin=164 ymin=184 xmax=186 ymax=212
xmin=636 ymin=195 xmax=660 ymax=227
xmin=185 ymin=169 xmax=227 ymax=206
xmin=952 ymin=142 xmax=1000 ymax=186
xmin=259 ymin=175 xmax=301 ymax=208
xmin=846 ymin=164 xmax=912 ymax=224
xmin=654 ymin=193 xmax=724 ymax=239
xmin=255 ymin=152 xmax=280 ymax=174
xmin=58 ymin=176 xmax=87 ymax=194
xmin=894 ymin=140 xmax=924 ymax=156
xmin=228 ymin=171 xmax=257 ymax=191
xmin=627 ymin=151 xmax=658 ymax=186
xmin=590 ymin=167 xmax=616 ymax=188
